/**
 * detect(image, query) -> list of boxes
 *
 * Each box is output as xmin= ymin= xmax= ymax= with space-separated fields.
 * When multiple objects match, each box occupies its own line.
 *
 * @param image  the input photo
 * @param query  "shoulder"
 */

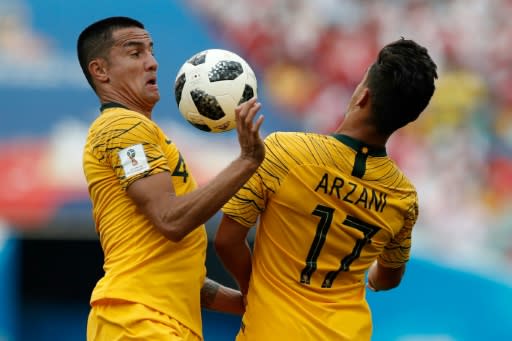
xmin=91 ymin=108 xmax=161 ymax=137
xmin=262 ymin=132 xmax=332 ymax=168
xmin=394 ymin=166 xmax=418 ymax=195
xmin=394 ymin=170 xmax=419 ymax=210
xmin=103 ymin=108 xmax=156 ymax=127
xmin=87 ymin=109 xmax=165 ymax=153
xmin=264 ymin=131 xmax=326 ymax=147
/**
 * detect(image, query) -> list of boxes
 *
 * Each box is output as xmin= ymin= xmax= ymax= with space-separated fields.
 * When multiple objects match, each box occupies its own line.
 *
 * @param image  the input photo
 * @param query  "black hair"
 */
xmin=367 ymin=38 xmax=438 ymax=135
xmin=77 ymin=16 xmax=144 ymax=91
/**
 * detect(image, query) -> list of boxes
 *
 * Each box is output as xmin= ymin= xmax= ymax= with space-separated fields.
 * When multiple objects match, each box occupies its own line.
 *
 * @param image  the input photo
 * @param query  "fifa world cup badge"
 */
xmin=119 ymin=144 xmax=150 ymax=177
xmin=127 ymin=148 xmax=138 ymax=166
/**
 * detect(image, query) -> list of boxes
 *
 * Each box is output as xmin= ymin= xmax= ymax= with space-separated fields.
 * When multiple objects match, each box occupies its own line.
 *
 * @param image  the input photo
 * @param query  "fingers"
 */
xmin=253 ymin=114 xmax=264 ymax=134
xmin=236 ymin=97 xmax=258 ymax=120
xmin=235 ymin=97 xmax=257 ymax=120
xmin=245 ymin=102 xmax=262 ymax=132
xmin=236 ymin=97 xmax=262 ymax=133
xmin=235 ymin=97 xmax=265 ymax=165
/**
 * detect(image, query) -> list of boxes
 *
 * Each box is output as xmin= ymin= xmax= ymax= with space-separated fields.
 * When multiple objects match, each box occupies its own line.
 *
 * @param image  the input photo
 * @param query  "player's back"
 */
xmin=238 ymin=132 xmax=417 ymax=340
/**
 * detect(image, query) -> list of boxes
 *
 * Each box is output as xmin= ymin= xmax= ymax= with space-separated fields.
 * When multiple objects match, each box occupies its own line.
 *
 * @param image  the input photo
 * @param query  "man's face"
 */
xmin=104 ymin=27 xmax=160 ymax=107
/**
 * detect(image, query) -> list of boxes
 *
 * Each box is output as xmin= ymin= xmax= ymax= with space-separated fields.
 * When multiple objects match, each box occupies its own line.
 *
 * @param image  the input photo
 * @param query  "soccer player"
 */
xmin=214 ymin=38 xmax=438 ymax=341
xmin=77 ymin=16 xmax=265 ymax=341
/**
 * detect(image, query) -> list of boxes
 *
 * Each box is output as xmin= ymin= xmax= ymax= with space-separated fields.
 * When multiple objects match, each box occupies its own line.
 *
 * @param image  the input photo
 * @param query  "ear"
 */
xmin=88 ymin=58 xmax=109 ymax=84
xmin=355 ymin=88 xmax=370 ymax=108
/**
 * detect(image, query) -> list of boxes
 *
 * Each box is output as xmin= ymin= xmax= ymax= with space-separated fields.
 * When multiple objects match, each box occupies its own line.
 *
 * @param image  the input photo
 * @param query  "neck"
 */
xmin=99 ymin=93 xmax=154 ymax=118
xmin=335 ymin=115 xmax=389 ymax=148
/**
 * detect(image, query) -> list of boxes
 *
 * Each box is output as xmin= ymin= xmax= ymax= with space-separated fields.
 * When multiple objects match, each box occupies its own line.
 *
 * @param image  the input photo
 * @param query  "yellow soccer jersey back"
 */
xmin=223 ymin=132 xmax=418 ymax=341
xmin=83 ymin=104 xmax=207 ymax=337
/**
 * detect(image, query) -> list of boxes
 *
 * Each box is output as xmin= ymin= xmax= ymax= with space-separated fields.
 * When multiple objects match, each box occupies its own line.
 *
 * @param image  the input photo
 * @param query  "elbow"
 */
xmin=152 ymin=206 xmax=202 ymax=242
xmin=380 ymin=278 xmax=402 ymax=291
xmin=368 ymin=263 xmax=405 ymax=291
xmin=389 ymin=276 xmax=403 ymax=289
xmin=369 ymin=276 xmax=402 ymax=292
xmin=136 ymin=195 xmax=195 ymax=242
xmin=152 ymin=216 xmax=189 ymax=242
xmin=160 ymin=217 xmax=198 ymax=242
xmin=163 ymin=227 xmax=187 ymax=243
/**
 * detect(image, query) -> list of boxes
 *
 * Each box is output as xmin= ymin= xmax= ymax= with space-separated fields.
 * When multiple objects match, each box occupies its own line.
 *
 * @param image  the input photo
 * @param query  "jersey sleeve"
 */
xmin=222 ymin=133 xmax=285 ymax=228
xmin=378 ymin=196 xmax=418 ymax=268
xmin=92 ymin=114 xmax=170 ymax=190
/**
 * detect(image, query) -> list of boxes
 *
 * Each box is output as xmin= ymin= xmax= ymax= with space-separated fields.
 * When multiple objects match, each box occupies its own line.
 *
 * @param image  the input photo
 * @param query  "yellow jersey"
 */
xmin=222 ymin=132 xmax=418 ymax=341
xmin=83 ymin=103 xmax=207 ymax=338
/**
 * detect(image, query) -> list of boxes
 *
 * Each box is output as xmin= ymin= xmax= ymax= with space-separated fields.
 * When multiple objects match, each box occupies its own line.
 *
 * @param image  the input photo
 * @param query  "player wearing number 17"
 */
xmin=215 ymin=38 xmax=438 ymax=341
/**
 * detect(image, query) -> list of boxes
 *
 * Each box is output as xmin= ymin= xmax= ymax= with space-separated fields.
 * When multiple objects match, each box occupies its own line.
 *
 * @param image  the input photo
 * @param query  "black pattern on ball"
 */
xmin=238 ymin=84 xmax=254 ymax=105
xmin=208 ymin=61 xmax=243 ymax=82
xmin=188 ymin=52 xmax=206 ymax=66
xmin=190 ymin=89 xmax=226 ymax=120
xmin=174 ymin=73 xmax=186 ymax=106
xmin=187 ymin=121 xmax=212 ymax=132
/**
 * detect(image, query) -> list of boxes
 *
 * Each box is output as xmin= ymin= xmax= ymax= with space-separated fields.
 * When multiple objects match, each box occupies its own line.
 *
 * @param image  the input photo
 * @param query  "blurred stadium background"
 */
xmin=1 ymin=0 xmax=511 ymax=340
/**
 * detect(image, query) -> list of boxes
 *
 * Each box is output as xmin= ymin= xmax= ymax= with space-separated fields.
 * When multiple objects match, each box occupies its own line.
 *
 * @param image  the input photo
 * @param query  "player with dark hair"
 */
xmin=215 ymin=38 xmax=438 ymax=341
xmin=78 ymin=16 xmax=265 ymax=341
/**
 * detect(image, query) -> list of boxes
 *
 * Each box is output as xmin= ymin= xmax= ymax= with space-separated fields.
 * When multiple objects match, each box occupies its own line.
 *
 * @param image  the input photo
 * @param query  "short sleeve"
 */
xmin=91 ymin=114 xmax=171 ymax=190
xmin=378 ymin=197 xmax=418 ymax=268
xmin=222 ymin=133 xmax=284 ymax=227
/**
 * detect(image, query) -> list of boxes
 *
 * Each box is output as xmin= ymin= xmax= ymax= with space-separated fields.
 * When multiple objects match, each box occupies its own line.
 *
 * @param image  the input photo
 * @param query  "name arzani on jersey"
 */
xmin=314 ymin=173 xmax=387 ymax=213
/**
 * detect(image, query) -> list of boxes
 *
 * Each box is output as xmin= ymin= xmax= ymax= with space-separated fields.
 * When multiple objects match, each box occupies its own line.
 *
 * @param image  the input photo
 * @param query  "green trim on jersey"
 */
xmin=332 ymin=134 xmax=387 ymax=157
xmin=352 ymin=151 xmax=369 ymax=178
xmin=332 ymin=134 xmax=387 ymax=179
xmin=100 ymin=102 xmax=128 ymax=112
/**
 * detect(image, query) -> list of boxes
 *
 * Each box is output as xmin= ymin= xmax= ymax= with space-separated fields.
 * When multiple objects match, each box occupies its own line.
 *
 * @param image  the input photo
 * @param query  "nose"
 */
xmin=146 ymin=53 xmax=158 ymax=71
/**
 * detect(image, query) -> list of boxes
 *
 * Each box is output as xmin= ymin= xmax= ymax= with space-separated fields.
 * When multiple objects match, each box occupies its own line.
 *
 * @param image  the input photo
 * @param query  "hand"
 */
xmin=235 ymin=97 xmax=265 ymax=167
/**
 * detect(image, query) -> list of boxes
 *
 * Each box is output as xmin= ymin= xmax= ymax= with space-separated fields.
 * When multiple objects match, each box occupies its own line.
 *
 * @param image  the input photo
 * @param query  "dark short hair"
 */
xmin=77 ymin=16 xmax=144 ymax=91
xmin=367 ymin=38 xmax=438 ymax=135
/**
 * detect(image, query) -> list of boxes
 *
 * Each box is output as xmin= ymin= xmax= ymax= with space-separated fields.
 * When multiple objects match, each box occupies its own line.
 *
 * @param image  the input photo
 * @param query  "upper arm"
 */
xmin=214 ymin=214 xmax=253 ymax=296
xmin=215 ymin=214 xmax=251 ymax=248
xmin=93 ymin=114 xmax=178 ymax=236
xmin=126 ymin=171 xmax=176 ymax=233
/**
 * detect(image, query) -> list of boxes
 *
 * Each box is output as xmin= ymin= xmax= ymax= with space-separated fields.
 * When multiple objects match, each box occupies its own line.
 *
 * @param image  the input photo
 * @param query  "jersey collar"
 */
xmin=100 ymin=102 xmax=128 ymax=112
xmin=331 ymin=134 xmax=387 ymax=157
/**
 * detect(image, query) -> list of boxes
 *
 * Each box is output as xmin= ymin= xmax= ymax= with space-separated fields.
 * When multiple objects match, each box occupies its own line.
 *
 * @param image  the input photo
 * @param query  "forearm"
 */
xmin=157 ymin=158 xmax=259 ymax=241
xmin=215 ymin=239 xmax=253 ymax=295
xmin=201 ymin=278 xmax=244 ymax=315
xmin=127 ymin=98 xmax=265 ymax=242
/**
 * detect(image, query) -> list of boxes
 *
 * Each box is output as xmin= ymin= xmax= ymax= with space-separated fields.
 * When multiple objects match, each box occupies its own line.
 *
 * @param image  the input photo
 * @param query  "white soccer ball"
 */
xmin=174 ymin=49 xmax=258 ymax=133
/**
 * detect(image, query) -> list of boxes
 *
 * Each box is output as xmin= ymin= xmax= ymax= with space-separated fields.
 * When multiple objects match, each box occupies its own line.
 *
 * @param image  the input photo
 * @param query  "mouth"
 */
xmin=146 ymin=77 xmax=159 ymax=92
xmin=146 ymin=76 xmax=158 ymax=87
